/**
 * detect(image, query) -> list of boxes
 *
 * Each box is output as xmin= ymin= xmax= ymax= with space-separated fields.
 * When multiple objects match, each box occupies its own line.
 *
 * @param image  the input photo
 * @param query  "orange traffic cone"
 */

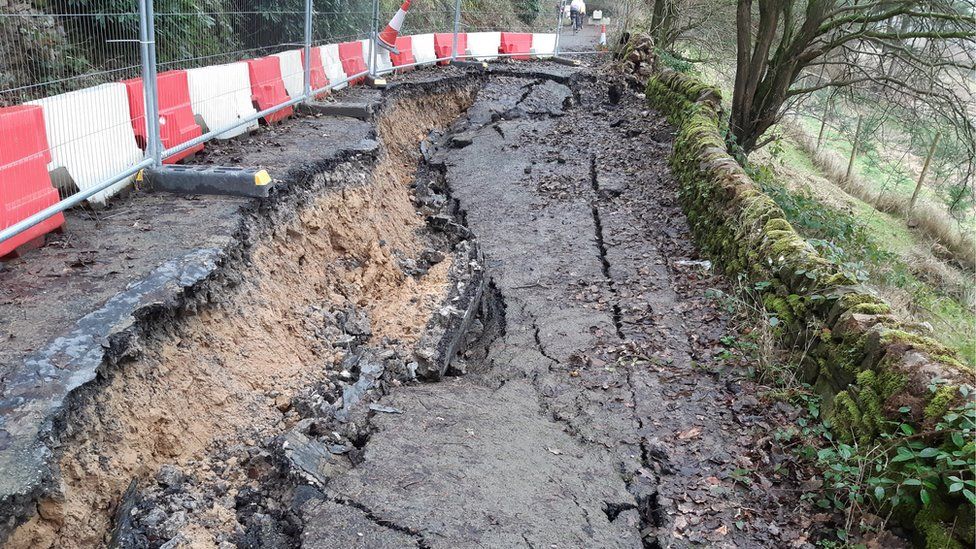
xmin=377 ymin=0 xmax=411 ymax=54
xmin=599 ymin=25 xmax=607 ymax=48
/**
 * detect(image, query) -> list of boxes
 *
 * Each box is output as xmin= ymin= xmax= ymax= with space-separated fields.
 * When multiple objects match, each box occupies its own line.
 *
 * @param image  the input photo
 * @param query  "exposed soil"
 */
xmin=6 ymin=81 xmax=480 ymax=548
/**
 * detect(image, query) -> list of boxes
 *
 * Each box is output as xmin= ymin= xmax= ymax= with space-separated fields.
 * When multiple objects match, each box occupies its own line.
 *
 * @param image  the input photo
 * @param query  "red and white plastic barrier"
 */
xmin=500 ymin=32 xmax=532 ymax=60
xmin=246 ymin=56 xmax=294 ymax=123
xmin=410 ymin=33 xmax=437 ymax=65
xmin=321 ymin=44 xmax=349 ymax=90
xmin=434 ymin=32 xmax=466 ymax=64
xmin=0 ymin=105 xmax=64 ymax=257
xmin=466 ymin=32 xmax=501 ymax=61
xmin=2 ymin=27 xmax=590 ymax=256
xmin=186 ymin=62 xmax=259 ymax=140
xmin=27 ymin=83 xmax=144 ymax=205
xmin=531 ymin=33 xmax=556 ymax=58
xmin=304 ymin=47 xmax=330 ymax=94
xmin=274 ymin=50 xmax=306 ymax=99
xmin=361 ymin=38 xmax=394 ymax=75
xmin=390 ymin=36 xmax=417 ymax=69
xmin=122 ymin=70 xmax=204 ymax=164
xmin=338 ymin=41 xmax=368 ymax=85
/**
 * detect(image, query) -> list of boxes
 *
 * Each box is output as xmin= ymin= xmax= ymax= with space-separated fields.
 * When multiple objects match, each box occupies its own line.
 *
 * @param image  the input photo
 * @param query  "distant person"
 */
xmin=570 ymin=0 xmax=586 ymax=32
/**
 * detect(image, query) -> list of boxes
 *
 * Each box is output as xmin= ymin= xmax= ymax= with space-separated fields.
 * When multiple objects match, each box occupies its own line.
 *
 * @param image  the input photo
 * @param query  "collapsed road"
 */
xmin=1 ymin=62 xmax=820 ymax=548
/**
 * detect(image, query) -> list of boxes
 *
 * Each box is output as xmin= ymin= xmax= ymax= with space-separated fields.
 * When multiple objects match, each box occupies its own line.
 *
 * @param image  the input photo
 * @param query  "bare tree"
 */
xmin=729 ymin=0 xmax=975 ymax=155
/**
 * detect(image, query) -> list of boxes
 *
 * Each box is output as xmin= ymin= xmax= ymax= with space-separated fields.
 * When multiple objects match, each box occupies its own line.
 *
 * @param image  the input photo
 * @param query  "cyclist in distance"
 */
xmin=569 ymin=0 xmax=586 ymax=32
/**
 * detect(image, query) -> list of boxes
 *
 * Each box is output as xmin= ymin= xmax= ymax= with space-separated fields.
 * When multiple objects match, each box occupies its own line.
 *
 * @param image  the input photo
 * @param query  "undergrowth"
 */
xmin=706 ymin=284 xmax=976 ymax=547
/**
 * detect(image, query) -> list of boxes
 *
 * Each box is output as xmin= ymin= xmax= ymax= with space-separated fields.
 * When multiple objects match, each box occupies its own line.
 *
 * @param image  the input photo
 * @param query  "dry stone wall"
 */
xmin=636 ymin=59 xmax=973 ymax=548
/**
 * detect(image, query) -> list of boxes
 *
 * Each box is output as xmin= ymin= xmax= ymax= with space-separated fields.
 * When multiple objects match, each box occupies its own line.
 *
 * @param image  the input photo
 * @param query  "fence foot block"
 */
xmin=449 ymin=60 xmax=489 ymax=70
xmin=140 ymin=166 xmax=274 ymax=198
xmin=366 ymin=76 xmax=388 ymax=89
xmin=551 ymin=56 xmax=581 ymax=66
xmin=299 ymin=101 xmax=374 ymax=120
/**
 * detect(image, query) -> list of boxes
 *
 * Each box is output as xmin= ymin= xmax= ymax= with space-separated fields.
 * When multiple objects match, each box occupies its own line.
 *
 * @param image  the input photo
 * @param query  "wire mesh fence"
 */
xmin=0 ymin=0 xmax=589 ymax=251
xmin=0 ymin=0 xmax=148 ymax=210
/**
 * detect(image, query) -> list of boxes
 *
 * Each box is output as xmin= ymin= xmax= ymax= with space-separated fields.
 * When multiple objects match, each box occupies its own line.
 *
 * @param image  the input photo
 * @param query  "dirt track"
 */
xmin=1 ymin=54 xmax=829 ymax=548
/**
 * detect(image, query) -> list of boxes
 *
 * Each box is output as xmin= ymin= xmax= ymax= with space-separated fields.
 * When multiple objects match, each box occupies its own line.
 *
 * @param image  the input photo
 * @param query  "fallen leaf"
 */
xmin=679 ymin=426 xmax=702 ymax=440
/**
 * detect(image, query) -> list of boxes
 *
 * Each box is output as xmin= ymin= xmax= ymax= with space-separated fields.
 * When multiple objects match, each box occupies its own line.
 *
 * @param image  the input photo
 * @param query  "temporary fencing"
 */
xmin=457 ymin=0 xmax=560 ymax=61
xmin=0 ymin=0 xmax=598 ymax=254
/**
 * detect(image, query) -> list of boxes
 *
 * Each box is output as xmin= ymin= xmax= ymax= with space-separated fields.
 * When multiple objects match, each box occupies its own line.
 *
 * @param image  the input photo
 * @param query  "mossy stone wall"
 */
xmin=645 ymin=68 xmax=972 ymax=548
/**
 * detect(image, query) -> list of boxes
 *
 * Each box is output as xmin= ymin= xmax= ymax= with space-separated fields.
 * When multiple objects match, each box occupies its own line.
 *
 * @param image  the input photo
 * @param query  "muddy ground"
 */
xmin=0 ymin=58 xmax=842 ymax=548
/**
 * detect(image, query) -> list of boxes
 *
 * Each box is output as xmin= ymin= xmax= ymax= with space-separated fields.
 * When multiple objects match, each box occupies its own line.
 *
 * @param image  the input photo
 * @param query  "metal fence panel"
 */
xmin=2 ymin=0 xmax=575 ymax=248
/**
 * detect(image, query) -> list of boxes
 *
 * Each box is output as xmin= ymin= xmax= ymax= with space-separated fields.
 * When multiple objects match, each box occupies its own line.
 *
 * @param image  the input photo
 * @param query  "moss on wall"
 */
xmin=643 ymin=67 xmax=973 ymax=548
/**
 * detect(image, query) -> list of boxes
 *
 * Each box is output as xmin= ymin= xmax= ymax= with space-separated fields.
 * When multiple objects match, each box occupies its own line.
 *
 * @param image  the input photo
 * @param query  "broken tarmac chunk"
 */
xmin=279 ymin=429 xmax=350 ymax=489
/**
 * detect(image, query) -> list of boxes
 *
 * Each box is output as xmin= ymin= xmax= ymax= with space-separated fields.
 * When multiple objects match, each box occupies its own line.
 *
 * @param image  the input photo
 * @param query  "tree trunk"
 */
xmin=650 ymin=0 xmax=676 ymax=50
xmin=907 ymin=131 xmax=941 ymax=226
xmin=816 ymin=95 xmax=831 ymax=151
xmin=846 ymin=115 xmax=862 ymax=180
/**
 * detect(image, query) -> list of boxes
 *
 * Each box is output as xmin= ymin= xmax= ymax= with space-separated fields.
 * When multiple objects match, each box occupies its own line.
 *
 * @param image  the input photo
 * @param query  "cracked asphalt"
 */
xmin=300 ymin=72 xmax=810 ymax=547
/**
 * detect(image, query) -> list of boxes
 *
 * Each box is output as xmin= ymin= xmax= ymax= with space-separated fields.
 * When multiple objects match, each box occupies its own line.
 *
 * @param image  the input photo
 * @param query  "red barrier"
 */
xmin=0 ymin=105 xmax=64 ymax=258
xmin=500 ymin=32 xmax=533 ymax=60
xmin=303 ymin=47 xmax=330 ymax=96
xmin=245 ymin=56 xmax=294 ymax=123
xmin=434 ymin=33 xmax=466 ymax=65
xmin=122 ymin=70 xmax=204 ymax=164
xmin=338 ymin=41 xmax=368 ymax=85
xmin=390 ymin=36 xmax=416 ymax=71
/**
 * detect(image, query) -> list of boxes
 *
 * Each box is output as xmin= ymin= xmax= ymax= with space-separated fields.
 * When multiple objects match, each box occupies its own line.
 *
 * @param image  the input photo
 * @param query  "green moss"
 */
xmin=880 ymin=330 xmax=962 ymax=368
xmin=762 ymin=294 xmax=795 ymax=326
xmin=914 ymin=499 xmax=966 ymax=549
xmin=763 ymin=218 xmax=793 ymax=232
xmin=838 ymin=293 xmax=887 ymax=310
xmin=849 ymin=303 xmax=892 ymax=315
xmin=923 ymin=385 xmax=959 ymax=421
xmin=818 ymin=336 xmax=864 ymax=376
xmin=827 ymin=369 xmax=907 ymax=443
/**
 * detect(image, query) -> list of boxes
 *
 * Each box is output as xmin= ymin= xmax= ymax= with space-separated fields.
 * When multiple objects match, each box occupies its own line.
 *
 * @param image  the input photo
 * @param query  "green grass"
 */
xmin=795 ymin=117 xmax=942 ymax=205
xmin=760 ymin=138 xmax=976 ymax=368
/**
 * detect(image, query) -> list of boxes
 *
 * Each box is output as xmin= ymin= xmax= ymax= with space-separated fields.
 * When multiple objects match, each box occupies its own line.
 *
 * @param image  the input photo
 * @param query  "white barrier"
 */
xmin=186 ymin=62 xmax=259 ymax=140
xmin=321 ymin=44 xmax=349 ymax=90
xmin=28 ymin=83 xmax=144 ymax=205
xmin=361 ymin=39 xmax=394 ymax=75
xmin=273 ymin=49 xmax=305 ymax=99
xmin=531 ymin=33 xmax=556 ymax=58
xmin=466 ymin=31 xmax=501 ymax=61
xmin=411 ymin=33 xmax=437 ymax=65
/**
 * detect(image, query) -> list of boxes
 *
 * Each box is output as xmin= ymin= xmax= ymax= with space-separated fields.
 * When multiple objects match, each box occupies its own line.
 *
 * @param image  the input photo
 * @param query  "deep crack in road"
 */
xmin=301 ymin=73 xmax=805 ymax=548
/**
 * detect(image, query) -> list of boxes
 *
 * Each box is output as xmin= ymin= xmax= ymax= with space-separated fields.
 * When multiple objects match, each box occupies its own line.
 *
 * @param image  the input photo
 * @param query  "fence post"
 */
xmin=369 ymin=0 xmax=379 ymax=77
xmin=451 ymin=0 xmax=461 ymax=60
xmin=138 ymin=0 xmax=162 ymax=167
xmin=553 ymin=0 xmax=563 ymax=56
xmin=303 ymin=0 xmax=313 ymax=99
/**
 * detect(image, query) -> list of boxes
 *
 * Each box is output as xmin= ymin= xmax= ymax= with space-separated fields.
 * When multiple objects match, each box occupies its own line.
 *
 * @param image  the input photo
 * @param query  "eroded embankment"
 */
xmin=6 ymin=79 xmax=480 ymax=548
